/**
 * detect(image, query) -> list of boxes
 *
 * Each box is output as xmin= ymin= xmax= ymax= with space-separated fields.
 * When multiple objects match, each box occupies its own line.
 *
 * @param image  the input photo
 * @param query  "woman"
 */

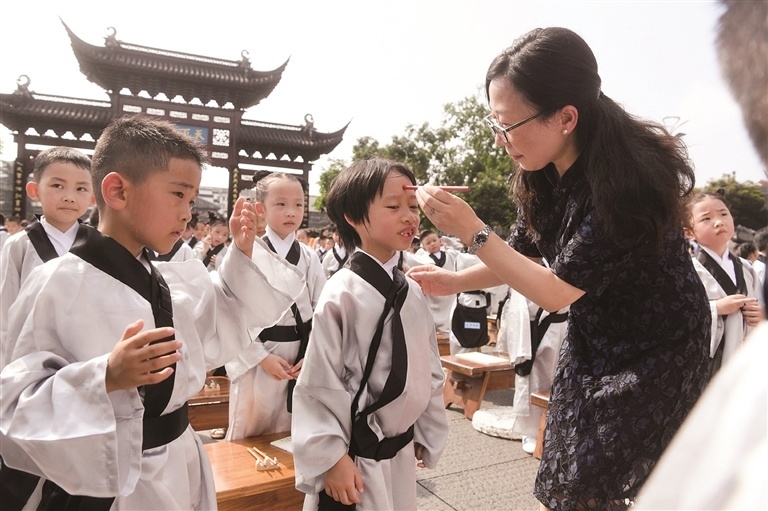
xmin=410 ymin=27 xmax=711 ymax=510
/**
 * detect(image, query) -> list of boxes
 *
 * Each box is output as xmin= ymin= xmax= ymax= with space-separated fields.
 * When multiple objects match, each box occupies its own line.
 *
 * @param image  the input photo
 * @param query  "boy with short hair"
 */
xmin=0 ymin=115 xmax=304 ymax=510
xmin=414 ymin=229 xmax=459 ymax=333
xmin=292 ymin=158 xmax=448 ymax=510
xmin=0 ymin=146 xmax=94 ymax=368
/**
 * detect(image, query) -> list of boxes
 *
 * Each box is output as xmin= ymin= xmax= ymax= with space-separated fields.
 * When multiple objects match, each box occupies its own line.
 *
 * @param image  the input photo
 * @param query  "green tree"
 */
xmin=314 ymin=94 xmax=518 ymax=232
xmin=700 ymin=174 xmax=767 ymax=230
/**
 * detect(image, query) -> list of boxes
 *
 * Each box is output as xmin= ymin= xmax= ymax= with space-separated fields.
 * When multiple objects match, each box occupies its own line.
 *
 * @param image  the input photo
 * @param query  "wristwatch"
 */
xmin=467 ymin=224 xmax=492 ymax=254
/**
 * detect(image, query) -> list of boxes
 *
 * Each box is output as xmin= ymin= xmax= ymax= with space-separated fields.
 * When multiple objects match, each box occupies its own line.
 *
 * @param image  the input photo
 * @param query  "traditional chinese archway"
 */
xmin=0 ymin=22 xmax=347 ymax=223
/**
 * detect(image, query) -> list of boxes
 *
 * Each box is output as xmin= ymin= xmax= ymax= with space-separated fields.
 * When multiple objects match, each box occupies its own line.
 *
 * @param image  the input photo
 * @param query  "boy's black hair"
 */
xmin=91 ymin=115 xmax=208 ymax=208
xmin=32 ymin=146 xmax=91 ymax=182
xmin=324 ymin=158 xmax=416 ymax=251
xmin=419 ymin=229 xmax=437 ymax=240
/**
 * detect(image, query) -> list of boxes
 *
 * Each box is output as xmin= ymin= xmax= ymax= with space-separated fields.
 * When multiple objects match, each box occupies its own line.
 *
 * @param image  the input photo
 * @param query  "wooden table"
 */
xmin=189 ymin=376 xmax=230 ymax=431
xmin=441 ymin=353 xmax=514 ymax=419
xmin=204 ymin=432 xmax=304 ymax=511
xmin=437 ymin=331 xmax=450 ymax=357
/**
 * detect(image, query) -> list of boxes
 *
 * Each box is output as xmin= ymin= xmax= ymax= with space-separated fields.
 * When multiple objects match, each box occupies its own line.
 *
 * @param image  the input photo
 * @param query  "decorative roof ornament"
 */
xmin=239 ymin=50 xmax=251 ymax=68
xmin=302 ymin=113 xmax=315 ymax=139
xmin=104 ymin=27 xmax=120 ymax=48
xmin=15 ymin=75 xmax=33 ymax=99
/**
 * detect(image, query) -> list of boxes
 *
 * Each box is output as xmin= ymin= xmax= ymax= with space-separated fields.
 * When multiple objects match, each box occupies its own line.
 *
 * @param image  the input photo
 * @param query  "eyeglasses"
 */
xmin=483 ymin=112 xmax=542 ymax=143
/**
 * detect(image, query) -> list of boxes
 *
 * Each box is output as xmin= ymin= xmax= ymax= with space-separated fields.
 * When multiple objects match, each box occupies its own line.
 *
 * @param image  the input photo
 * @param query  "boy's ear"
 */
xmin=25 ymin=181 xmax=40 ymax=201
xmin=101 ymin=172 xmax=129 ymax=211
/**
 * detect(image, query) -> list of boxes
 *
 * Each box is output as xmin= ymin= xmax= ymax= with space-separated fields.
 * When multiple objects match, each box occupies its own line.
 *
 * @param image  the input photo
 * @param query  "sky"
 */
xmin=1 ymin=0 xmax=766 ymax=196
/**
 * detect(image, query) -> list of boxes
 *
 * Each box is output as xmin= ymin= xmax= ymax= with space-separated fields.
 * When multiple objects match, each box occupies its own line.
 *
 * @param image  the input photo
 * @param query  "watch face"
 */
xmin=477 ymin=232 xmax=488 ymax=243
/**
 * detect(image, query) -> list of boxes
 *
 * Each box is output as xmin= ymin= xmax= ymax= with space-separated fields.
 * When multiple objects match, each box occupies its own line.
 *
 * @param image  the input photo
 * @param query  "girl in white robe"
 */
xmin=292 ymin=158 xmax=448 ymax=510
xmin=687 ymin=192 xmax=764 ymax=375
xmin=225 ymin=172 xmax=326 ymax=440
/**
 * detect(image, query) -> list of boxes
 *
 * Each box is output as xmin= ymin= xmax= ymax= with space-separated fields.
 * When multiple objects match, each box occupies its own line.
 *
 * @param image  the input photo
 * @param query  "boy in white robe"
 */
xmin=0 ymin=115 xmax=304 ymax=510
xmin=292 ymin=158 xmax=448 ymax=511
xmin=0 ymin=146 xmax=95 ymax=369
xmin=413 ymin=229 xmax=458 ymax=333
xmin=225 ymin=172 xmax=326 ymax=440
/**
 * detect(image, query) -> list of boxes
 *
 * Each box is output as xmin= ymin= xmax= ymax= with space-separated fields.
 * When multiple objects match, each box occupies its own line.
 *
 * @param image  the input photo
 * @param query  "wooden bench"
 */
xmin=441 ymin=353 xmax=514 ymax=419
xmin=189 ymin=376 xmax=230 ymax=431
xmin=204 ymin=431 xmax=304 ymax=511
xmin=530 ymin=391 xmax=550 ymax=460
xmin=487 ymin=316 xmax=498 ymax=346
xmin=436 ymin=331 xmax=450 ymax=357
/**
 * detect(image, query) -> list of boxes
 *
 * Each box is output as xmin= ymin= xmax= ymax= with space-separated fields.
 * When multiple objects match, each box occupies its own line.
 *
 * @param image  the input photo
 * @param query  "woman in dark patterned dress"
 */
xmin=409 ymin=27 xmax=711 ymax=510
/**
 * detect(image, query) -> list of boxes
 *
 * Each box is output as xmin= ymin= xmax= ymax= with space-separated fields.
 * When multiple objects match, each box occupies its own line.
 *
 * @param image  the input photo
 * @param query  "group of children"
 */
xmin=0 ymin=112 xmax=764 ymax=511
xmin=0 ymin=115 xmax=448 ymax=510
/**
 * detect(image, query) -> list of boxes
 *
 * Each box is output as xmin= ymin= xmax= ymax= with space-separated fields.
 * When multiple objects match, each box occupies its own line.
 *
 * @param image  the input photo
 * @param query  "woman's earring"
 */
xmin=562 ymin=130 xmax=568 ymax=135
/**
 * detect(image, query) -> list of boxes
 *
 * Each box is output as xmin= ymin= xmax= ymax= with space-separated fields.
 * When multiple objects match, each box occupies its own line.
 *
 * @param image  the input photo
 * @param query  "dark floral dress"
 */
xmin=512 ymin=159 xmax=711 ymax=510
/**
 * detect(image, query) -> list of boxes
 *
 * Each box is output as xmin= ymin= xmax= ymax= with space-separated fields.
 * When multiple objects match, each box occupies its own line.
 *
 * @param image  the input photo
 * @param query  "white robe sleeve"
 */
xmin=291 ymin=287 xmax=353 ymax=495
xmin=412 ymin=326 xmax=448 ymax=469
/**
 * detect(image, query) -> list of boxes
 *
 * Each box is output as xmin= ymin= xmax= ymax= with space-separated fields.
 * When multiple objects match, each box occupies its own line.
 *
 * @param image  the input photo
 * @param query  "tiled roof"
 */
xmin=0 ymin=86 xmax=347 ymax=162
xmin=64 ymin=22 xmax=287 ymax=110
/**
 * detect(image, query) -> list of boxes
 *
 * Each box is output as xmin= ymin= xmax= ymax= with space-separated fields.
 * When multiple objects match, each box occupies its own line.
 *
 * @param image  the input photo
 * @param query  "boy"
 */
xmin=413 ymin=229 xmax=459 ymax=333
xmin=292 ymin=158 xmax=448 ymax=510
xmin=0 ymin=115 xmax=304 ymax=510
xmin=321 ymin=224 xmax=349 ymax=278
xmin=0 ymin=146 xmax=94 ymax=369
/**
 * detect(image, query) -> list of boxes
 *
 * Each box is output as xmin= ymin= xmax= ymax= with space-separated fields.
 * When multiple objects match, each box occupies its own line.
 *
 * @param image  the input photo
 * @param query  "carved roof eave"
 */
xmin=0 ymin=92 xmax=112 ymax=140
xmin=0 ymin=92 xmax=348 ymax=163
xmin=237 ymin=120 xmax=349 ymax=162
xmin=63 ymin=21 xmax=288 ymax=110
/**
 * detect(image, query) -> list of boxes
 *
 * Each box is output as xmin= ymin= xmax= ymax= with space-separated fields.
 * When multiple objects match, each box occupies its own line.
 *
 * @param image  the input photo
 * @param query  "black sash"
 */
xmin=202 ymin=243 xmax=224 ymax=267
xmin=429 ymin=251 xmax=446 ymax=267
xmin=24 ymin=218 xmax=90 ymax=263
xmin=397 ymin=251 xmax=405 ymax=271
xmin=696 ymin=250 xmax=747 ymax=296
xmin=188 ymin=235 xmax=198 ymax=249
xmin=328 ymin=247 xmax=349 ymax=276
xmin=261 ymin=236 xmax=312 ymax=412
xmin=152 ymin=238 xmax=185 ymax=262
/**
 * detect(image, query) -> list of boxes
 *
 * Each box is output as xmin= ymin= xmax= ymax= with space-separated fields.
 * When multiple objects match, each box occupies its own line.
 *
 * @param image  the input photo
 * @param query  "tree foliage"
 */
xmin=314 ymin=94 xmax=518 ymax=232
xmin=699 ymin=174 xmax=768 ymax=231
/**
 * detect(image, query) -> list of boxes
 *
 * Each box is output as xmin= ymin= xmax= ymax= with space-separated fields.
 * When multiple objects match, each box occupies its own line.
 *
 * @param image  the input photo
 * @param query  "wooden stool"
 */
xmin=530 ymin=391 xmax=550 ymax=460
xmin=189 ymin=376 xmax=230 ymax=431
xmin=487 ymin=316 xmax=498 ymax=346
xmin=203 ymin=431 xmax=303 ymax=511
xmin=441 ymin=353 xmax=514 ymax=419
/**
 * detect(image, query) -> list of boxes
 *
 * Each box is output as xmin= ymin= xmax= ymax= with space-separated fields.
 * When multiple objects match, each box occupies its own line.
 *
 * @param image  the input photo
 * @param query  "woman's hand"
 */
xmin=415 ymin=185 xmax=486 ymax=245
xmin=407 ymin=264 xmax=461 ymax=296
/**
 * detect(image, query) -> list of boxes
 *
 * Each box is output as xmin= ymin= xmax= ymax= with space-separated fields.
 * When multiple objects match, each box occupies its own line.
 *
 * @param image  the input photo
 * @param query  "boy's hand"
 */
xmin=716 ymin=294 xmax=750 ymax=316
xmin=742 ymin=298 xmax=764 ymax=326
xmin=259 ymin=353 xmax=293 ymax=381
xmin=105 ymin=319 xmax=182 ymax=393
xmin=287 ymin=358 xmax=303 ymax=379
xmin=324 ymin=454 xmax=363 ymax=506
xmin=415 ymin=442 xmax=426 ymax=468
xmin=229 ymin=197 xmax=259 ymax=259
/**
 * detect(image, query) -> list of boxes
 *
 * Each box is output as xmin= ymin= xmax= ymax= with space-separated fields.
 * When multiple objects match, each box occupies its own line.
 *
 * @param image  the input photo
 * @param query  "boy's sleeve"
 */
xmin=291 ymin=286 xmax=353 ymax=495
xmin=0 ymin=266 xmax=145 ymax=498
xmin=412 ymin=317 xmax=449 ymax=469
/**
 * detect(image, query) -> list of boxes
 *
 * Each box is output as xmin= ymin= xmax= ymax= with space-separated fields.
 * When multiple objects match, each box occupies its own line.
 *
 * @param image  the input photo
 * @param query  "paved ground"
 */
xmin=415 ymin=388 xmax=541 ymax=511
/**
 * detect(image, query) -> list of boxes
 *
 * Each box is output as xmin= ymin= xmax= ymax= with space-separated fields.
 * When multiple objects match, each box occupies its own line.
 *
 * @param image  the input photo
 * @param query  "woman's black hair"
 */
xmin=324 ymin=158 xmax=416 ymax=251
xmin=486 ymin=27 xmax=695 ymax=250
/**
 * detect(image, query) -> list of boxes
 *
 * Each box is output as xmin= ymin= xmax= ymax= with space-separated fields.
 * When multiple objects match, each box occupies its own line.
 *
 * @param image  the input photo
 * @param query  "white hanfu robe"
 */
xmin=692 ymin=255 xmax=761 ymax=365
xmin=498 ymin=289 xmax=568 ymax=439
xmin=225 ymin=234 xmax=326 ymax=439
xmin=292 ymin=251 xmax=448 ymax=511
xmin=322 ymin=245 xmax=349 ymax=279
xmin=0 ymin=219 xmax=89 ymax=369
xmin=0 ymin=234 xmax=304 ymax=510
xmin=413 ymin=248 xmax=458 ymax=333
